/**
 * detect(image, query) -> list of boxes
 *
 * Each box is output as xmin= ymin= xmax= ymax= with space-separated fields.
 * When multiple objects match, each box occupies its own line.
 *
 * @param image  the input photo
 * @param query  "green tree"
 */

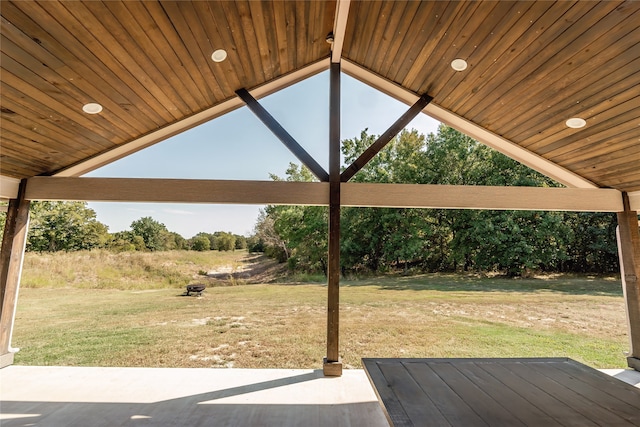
xmin=216 ymin=232 xmax=237 ymax=251
xmin=26 ymin=201 xmax=109 ymax=252
xmin=130 ymin=217 xmax=170 ymax=251
xmin=191 ymin=235 xmax=211 ymax=251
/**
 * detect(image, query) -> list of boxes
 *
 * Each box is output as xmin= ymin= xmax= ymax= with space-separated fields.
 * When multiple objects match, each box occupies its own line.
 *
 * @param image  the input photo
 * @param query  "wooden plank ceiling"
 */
xmin=1 ymin=1 xmax=639 ymax=193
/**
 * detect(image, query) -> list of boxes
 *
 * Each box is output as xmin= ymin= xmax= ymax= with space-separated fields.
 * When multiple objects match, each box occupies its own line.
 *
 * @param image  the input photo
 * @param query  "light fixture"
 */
xmin=82 ymin=103 xmax=103 ymax=114
xmin=451 ymin=58 xmax=468 ymax=71
xmin=211 ymin=49 xmax=228 ymax=62
xmin=565 ymin=117 xmax=586 ymax=128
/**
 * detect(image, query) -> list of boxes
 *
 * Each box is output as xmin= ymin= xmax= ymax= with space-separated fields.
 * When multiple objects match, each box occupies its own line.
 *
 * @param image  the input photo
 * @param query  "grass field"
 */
xmin=12 ymin=250 xmax=630 ymax=370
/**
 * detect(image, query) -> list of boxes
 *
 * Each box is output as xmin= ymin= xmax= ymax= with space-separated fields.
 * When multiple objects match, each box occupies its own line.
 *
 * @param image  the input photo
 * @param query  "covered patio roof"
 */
xmin=1 ymin=1 xmax=639 ymax=376
xmin=0 ymin=1 xmax=638 ymax=200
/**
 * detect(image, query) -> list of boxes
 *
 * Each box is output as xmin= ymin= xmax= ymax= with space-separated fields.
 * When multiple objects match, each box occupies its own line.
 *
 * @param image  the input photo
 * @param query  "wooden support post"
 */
xmin=0 ymin=180 xmax=30 ymax=368
xmin=324 ymin=61 xmax=342 ymax=376
xmin=236 ymin=88 xmax=330 ymax=182
xmin=616 ymin=192 xmax=640 ymax=371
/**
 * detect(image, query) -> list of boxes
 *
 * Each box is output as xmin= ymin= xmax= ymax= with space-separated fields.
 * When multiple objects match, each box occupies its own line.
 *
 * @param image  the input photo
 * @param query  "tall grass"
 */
xmin=21 ymin=250 xmax=248 ymax=290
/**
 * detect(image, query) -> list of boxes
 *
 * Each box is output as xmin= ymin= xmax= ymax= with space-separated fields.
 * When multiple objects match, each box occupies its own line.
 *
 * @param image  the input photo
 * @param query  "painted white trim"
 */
xmin=331 ymin=0 xmax=351 ymax=63
xmin=0 ymin=176 xmax=20 ymax=200
xmin=55 ymin=59 xmax=331 ymax=178
xmin=341 ymin=60 xmax=598 ymax=189
xmin=628 ymin=191 xmax=640 ymax=212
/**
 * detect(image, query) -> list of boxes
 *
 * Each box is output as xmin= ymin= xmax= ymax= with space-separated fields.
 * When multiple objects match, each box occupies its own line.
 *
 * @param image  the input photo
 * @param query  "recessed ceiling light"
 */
xmin=451 ymin=58 xmax=468 ymax=71
xmin=82 ymin=103 xmax=103 ymax=114
xmin=565 ymin=117 xmax=586 ymax=128
xmin=211 ymin=49 xmax=228 ymax=62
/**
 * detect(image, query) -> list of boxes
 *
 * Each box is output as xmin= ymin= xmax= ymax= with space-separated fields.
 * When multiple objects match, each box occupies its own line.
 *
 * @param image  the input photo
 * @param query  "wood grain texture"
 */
xmin=0 ymin=180 xmax=30 ymax=363
xmin=25 ymin=177 xmax=329 ymax=206
xmin=363 ymin=358 xmax=640 ymax=427
xmin=24 ymin=178 xmax=624 ymax=213
xmin=617 ymin=193 xmax=640 ymax=363
xmin=341 ymin=183 xmax=623 ymax=212
xmin=1 ymin=0 xmax=638 ymax=195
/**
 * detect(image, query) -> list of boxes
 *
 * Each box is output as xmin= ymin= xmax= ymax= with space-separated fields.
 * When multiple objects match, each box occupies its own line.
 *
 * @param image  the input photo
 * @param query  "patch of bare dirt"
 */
xmin=204 ymin=254 xmax=287 ymax=285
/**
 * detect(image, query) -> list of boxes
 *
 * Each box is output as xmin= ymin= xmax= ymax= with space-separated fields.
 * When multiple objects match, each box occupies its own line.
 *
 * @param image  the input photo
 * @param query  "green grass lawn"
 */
xmin=11 ymin=250 xmax=630 ymax=370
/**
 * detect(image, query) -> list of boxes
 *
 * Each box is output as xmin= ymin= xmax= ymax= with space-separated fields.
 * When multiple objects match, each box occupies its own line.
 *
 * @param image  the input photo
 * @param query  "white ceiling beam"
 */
xmin=628 ymin=191 xmax=640 ymax=212
xmin=0 ymin=176 xmax=20 ymax=200
xmin=25 ymin=177 xmax=624 ymax=212
xmin=331 ymin=0 xmax=351 ymax=63
xmin=55 ymin=59 xmax=331 ymax=178
xmin=341 ymin=60 xmax=598 ymax=189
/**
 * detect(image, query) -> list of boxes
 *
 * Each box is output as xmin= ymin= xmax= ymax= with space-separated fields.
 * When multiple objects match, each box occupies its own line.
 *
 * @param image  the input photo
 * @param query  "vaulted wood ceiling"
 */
xmin=1 ymin=1 xmax=639 ymax=194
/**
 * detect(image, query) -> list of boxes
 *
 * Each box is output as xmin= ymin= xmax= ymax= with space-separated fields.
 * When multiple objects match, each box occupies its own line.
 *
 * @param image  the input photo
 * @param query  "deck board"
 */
xmin=362 ymin=358 xmax=640 ymax=427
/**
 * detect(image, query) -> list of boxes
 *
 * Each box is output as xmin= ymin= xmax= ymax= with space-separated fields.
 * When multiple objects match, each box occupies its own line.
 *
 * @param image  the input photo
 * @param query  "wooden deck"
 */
xmin=363 ymin=358 xmax=640 ymax=427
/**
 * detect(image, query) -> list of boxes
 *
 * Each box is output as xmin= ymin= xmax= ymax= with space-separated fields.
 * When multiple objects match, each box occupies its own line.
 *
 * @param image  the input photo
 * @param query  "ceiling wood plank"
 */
xmin=460 ymin=1 xmax=603 ymax=119
xmin=247 ymin=1 xmax=274 ymax=81
xmin=398 ymin=1 xmax=475 ymax=88
xmin=271 ymin=0 xmax=290 ymax=74
xmin=2 ymin=1 xmax=168 ymax=127
xmin=0 ymin=22 xmax=152 ymax=134
xmin=0 ymin=67 xmax=118 ymax=149
xmin=378 ymin=1 xmax=421 ymax=78
xmin=169 ymin=1 xmax=230 ymax=99
xmin=442 ymin=1 xmax=551 ymax=112
xmin=503 ymin=24 xmax=640 ymax=141
xmin=0 ymin=85 xmax=103 ymax=157
xmin=418 ymin=1 xmax=511 ymax=97
xmin=489 ymin=5 xmax=640 ymax=138
xmin=46 ymin=1 xmax=186 ymax=120
xmin=342 ymin=60 xmax=597 ymax=189
xmin=100 ymin=1 xmax=204 ymax=113
xmin=533 ymin=101 xmax=640 ymax=157
xmin=190 ymin=2 xmax=242 ymax=94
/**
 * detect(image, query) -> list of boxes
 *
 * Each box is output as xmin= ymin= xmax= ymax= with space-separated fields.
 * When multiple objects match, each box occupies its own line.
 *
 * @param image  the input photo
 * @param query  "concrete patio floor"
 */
xmin=1 ymin=365 xmax=638 ymax=426
xmin=0 ymin=366 xmax=388 ymax=427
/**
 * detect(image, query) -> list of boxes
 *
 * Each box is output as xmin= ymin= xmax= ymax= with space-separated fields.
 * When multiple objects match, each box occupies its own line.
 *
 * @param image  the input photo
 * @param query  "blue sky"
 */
xmin=86 ymin=72 xmax=440 ymax=238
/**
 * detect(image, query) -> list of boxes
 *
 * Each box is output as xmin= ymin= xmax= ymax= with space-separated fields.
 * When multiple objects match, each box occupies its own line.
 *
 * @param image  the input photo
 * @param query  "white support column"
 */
xmin=616 ymin=192 xmax=640 ymax=371
xmin=0 ymin=180 xmax=30 ymax=368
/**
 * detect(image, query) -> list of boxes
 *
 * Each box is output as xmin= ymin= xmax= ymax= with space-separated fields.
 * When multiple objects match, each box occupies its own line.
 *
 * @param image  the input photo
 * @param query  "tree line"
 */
xmin=0 ymin=202 xmax=248 ymax=253
xmin=254 ymin=125 xmax=621 ymax=276
xmin=0 ymin=125 xmax=626 ymax=275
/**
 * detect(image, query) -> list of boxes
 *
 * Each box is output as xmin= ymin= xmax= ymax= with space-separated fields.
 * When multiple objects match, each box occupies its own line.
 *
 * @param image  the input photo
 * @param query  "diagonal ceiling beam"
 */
xmin=341 ymin=59 xmax=598 ymax=189
xmin=341 ymin=93 xmax=432 ymax=182
xmin=236 ymin=88 xmax=329 ymax=182
xmin=331 ymin=0 xmax=351 ymax=63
